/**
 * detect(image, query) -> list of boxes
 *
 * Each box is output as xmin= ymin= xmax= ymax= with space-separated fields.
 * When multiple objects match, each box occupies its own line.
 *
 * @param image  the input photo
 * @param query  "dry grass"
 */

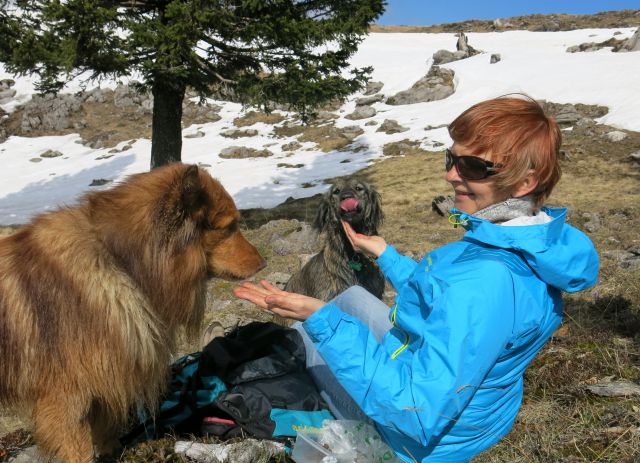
xmin=233 ymin=111 xmax=285 ymax=127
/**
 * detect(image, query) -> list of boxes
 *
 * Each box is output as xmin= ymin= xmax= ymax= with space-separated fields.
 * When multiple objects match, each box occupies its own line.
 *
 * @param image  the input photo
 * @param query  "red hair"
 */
xmin=448 ymin=95 xmax=562 ymax=208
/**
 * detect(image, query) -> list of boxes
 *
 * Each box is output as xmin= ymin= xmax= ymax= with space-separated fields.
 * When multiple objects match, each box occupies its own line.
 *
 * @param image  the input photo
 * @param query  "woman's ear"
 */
xmin=512 ymin=169 xmax=539 ymax=198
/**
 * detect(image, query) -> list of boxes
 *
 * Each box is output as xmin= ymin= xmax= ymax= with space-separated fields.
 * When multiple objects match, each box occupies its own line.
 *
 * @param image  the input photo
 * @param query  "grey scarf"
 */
xmin=473 ymin=196 xmax=535 ymax=224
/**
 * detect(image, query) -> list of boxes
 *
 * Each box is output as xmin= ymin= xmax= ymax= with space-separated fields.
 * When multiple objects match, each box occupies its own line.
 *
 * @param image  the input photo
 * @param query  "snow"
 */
xmin=1 ymin=28 xmax=639 ymax=225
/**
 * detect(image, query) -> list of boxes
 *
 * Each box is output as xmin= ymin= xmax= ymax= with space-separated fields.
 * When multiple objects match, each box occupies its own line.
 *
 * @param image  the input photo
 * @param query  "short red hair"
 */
xmin=448 ymin=95 xmax=562 ymax=208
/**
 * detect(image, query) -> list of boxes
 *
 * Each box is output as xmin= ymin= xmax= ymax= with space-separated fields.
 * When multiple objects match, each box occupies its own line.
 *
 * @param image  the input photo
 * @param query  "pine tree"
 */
xmin=1 ymin=0 xmax=385 ymax=168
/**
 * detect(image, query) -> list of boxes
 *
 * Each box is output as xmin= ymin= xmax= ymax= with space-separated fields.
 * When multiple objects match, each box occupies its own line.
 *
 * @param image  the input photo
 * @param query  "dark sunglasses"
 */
xmin=445 ymin=148 xmax=500 ymax=180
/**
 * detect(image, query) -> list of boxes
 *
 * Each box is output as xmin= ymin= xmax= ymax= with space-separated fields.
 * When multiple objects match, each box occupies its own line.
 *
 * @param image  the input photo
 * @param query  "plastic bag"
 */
xmin=316 ymin=419 xmax=399 ymax=463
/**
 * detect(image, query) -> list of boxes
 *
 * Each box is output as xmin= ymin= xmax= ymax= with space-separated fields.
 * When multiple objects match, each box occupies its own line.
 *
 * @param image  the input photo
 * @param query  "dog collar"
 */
xmin=348 ymin=260 xmax=363 ymax=271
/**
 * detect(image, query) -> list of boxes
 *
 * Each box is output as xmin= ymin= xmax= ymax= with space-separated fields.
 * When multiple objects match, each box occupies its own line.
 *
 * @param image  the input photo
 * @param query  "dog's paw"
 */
xmin=431 ymin=195 xmax=455 ymax=217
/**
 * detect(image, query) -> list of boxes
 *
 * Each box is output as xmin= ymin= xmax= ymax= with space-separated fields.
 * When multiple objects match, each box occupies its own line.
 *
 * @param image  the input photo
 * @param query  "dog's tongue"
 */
xmin=340 ymin=198 xmax=359 ymax=213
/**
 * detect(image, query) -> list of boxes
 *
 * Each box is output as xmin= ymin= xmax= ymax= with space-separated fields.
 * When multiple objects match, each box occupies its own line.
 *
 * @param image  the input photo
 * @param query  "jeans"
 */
xmin=293 ymin=285 xmax=393 ymax=423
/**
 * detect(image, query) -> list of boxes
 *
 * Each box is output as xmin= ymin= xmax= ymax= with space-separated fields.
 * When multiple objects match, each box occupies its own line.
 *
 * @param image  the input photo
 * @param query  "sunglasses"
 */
xmin=445 ymin=148 xmax=500 ymax=180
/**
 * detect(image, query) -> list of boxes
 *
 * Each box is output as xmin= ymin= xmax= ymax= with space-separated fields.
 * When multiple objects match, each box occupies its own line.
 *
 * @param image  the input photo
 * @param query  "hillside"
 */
xmin=371 ymin=9 xmax=640 ymax=33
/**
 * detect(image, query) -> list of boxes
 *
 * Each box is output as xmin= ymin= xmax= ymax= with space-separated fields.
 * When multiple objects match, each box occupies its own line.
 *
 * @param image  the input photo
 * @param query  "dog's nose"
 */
xmin=340 ymin=191 xmax=355 ymax=200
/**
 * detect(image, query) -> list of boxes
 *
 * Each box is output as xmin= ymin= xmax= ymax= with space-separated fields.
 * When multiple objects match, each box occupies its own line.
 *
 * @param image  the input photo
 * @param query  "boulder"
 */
xmin=386 ymin=66 xmax=455 ymax=105
xmin=376 ymin=119 xmax=409 ymax=134
xmin=345 ymin=105 xmax=376 ymax=120
xmin=219 ymin=146 xmax=273 ymax=159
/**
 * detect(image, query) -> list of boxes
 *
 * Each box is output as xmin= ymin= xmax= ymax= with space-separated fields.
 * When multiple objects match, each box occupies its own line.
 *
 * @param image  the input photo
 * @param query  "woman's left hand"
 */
xmin=233 ymin=280 xmax=326 ymax=321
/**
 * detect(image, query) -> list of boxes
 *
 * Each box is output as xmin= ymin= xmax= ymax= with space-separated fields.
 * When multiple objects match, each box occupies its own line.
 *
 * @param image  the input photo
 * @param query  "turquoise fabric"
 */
xmin=302 ymin=207 xmax=598 ymax=462
xmin=270 ymin=408 xmax=334 ymax=437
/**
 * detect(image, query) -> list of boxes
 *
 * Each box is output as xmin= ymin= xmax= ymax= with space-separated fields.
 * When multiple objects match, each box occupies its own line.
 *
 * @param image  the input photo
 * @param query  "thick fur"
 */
xmin=285 ymin=178 xmax=385 ymax=301
xmin=0 ymin=163 xmax=265 ymax=463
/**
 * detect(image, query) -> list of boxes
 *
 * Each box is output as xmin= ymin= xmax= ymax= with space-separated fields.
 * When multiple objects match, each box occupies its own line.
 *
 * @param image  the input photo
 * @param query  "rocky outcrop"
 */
xmin=386 ymin=66 xmax=455 ymax=105
xmin=432 ymin=32 xmax=480 ymax=65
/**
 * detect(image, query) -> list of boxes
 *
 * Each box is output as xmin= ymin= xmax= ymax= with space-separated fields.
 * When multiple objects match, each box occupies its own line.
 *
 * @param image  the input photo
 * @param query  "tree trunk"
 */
xmin=150 ymin=79 xmax=186 ymax=169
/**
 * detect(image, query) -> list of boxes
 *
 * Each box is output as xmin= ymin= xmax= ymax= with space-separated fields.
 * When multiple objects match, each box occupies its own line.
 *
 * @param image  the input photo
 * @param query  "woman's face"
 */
xmin=445 ymin=143 xmax=509 ymax=214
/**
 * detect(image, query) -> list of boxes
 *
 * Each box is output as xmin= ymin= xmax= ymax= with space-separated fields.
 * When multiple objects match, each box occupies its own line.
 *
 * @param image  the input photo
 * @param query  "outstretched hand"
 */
xmin=341 ymin=220 xmax=387 ymax=258
xmin=233 ymin=280 xmax=326 ymax=321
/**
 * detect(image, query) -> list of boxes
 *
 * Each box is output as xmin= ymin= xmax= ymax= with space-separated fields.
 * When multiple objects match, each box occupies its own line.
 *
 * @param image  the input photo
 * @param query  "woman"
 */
xmin=234 ymin=95 xmax=599 ymax=462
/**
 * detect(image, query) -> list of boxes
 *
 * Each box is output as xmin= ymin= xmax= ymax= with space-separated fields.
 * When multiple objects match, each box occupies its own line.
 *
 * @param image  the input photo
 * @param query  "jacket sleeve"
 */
xmin=376 ymin=245 xmax=419 ymax=290
xmin=302 ymin=261 xmax=516 ymax=445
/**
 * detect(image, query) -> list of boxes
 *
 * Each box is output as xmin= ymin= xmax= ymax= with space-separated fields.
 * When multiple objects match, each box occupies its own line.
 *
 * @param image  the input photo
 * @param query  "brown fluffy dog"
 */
xmin=285 ymin=177 xmax=385 ymax=301
xmin=0 ymin=163 xmax=265 ymax=463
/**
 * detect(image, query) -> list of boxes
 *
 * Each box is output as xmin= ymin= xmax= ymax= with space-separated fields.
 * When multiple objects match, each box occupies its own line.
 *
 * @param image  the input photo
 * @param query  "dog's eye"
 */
xmin=355 ymin=185 xmax=363 ymax=192
xmin=332 ymin=188 xmax=340 ymax=195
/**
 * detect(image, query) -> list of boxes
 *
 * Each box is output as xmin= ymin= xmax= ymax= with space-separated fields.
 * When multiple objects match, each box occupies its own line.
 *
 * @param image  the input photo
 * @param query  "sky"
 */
xmin=1 ymin=27 xmax=640 ymax=224
xmin=378 ymin=0 xmax=640 ymax=26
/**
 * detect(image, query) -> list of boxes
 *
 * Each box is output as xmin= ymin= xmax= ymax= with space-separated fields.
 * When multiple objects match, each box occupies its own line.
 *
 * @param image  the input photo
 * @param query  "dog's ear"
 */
xmin=179 ymin=165 xmax=208 ymax=223
xmin=313 ymin=194 xmax=333 ymax=232
xmin=364 ymin=184 xmax=384 ymax=234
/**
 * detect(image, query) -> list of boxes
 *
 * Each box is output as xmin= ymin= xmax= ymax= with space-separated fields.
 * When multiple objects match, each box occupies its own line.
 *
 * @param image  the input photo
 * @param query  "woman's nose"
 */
xmin=445 ymin=164 xmax=461 ymax=182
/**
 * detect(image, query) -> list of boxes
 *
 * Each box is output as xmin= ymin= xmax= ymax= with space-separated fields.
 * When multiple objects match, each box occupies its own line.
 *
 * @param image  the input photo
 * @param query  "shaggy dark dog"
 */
xmin=285 ymin=178 xmax=385 ymax=301
xmin=0 ymin=164 xmax=265 ymax=463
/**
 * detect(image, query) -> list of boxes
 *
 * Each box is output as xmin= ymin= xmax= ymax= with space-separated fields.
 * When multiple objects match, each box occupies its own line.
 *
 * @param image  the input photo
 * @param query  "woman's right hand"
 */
xmin=342 ymin=220 xmax=387 ymax=258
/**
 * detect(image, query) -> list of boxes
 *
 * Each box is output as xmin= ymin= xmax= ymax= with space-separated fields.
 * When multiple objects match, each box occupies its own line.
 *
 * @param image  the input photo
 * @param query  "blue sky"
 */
xmin=377 ymin=0 xmax=640 ymax=26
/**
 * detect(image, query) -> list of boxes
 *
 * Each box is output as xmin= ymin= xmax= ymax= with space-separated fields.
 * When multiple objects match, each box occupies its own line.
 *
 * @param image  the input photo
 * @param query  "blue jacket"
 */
xmin=302 ymin=207 xmax=598 ymax=462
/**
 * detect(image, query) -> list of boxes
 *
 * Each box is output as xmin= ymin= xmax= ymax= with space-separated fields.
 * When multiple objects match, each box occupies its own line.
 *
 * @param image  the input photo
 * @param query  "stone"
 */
xmin=221 ymin=128 xmax=259 ymax=138
xmin=354 ymin=94 xmax=384 ymax=106
xmin=345 ymin=105 xmax=376 ymax=120
xmin=604 ymin=130 xmax=628 ymax=142
xmin=386 ymin=66 xmax=455 ymax=105
xmin=219 ymin=146 xmax=273 ymax=159
xmin=363 ymin=81 xmax=384 ymax=95
xmin=40 ymin=150 xmax=63 ymax=158
xmin=586 ymin=381 xmax=640 ymax=397
xmin=490 ymin=53 xmax=501 ymax=63
xmin=376 ymin=119 xmax=409 ymax=134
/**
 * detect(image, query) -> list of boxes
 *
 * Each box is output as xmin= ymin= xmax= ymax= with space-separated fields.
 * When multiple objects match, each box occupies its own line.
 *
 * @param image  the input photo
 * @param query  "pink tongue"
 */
xmin=340 ymin=198 xmax=359 ymax=212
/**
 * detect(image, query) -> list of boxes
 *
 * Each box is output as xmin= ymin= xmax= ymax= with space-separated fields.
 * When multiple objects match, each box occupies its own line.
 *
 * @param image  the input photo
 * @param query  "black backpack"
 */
xmin=121 ymin=321 xmax=333 ymax=444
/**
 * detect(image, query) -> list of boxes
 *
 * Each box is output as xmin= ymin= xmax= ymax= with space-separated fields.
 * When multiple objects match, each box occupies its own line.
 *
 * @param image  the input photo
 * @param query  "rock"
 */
xmin=554 ymin=105 xmax=582 ymax=126
xmin=221 ymin=128 xmax=258 ymax=138
xmin=586 ymin=381 xmax=640 ymax=397
xmin=382 ymin=139 xmax=424 ymax=157
xmin=490 ymin=53 xmax=501 ymax=63
xmin=386 ymin=66 xmax=455 ymax=105
xmin=364 ymin=120 xmax=378 ymax=126
xmin=282 ymin=141 xmax=302 ymax=152
xmin=363 ymin=81 xmax=384 ymax=95
xmin=20 ymin=93 xmax=83 ymax=132
xmin=376 ymin=119 xmax=409 ymax=134
xmin=581 ymin=212 xmax=602 ymax=232
xmin=89 ymin=179 xmax=112 ymax=186
xmin=0 ymin=78 xmax=15 ymax=90
xmin=340 ymin=125 xmax=365 ymax=141
xmin=354 ymin=94 xmax=384 ymax=106
xmin=456 ymin=32 xmax=478 ymax=54
xmin=313 ymin=111 xmax=338 ymax=123
xmin=40 ymin=149 xmax=63 ymax=158
xmin=604 ymin=130 xmax=628 ymax=142
xmin=345 ymin=105 xmax=376 ymax=120
xmin=219 ymin=146 xmax=273 ymax=159
xmin=629 ymin=151 xmax=640 ymax=163
xmin=0 ymin=88 xmax=17 ymax=104
xmin=29 ymin=158 xmax=42 ymax=163
xmin=184 ymin=130 xmax=205 ymax=139
xmin=619 ymin=27 xmax=640 ymax=52
xmin=432 ymin=49 xmax=468 ymax=65
xmin=268 ymin=221 xmax=319 ymax=255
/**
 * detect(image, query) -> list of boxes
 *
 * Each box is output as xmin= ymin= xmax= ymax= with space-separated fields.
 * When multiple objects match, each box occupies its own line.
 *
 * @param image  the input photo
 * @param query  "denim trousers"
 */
xmin=293 ymin=285 xmax=393 ymax=422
